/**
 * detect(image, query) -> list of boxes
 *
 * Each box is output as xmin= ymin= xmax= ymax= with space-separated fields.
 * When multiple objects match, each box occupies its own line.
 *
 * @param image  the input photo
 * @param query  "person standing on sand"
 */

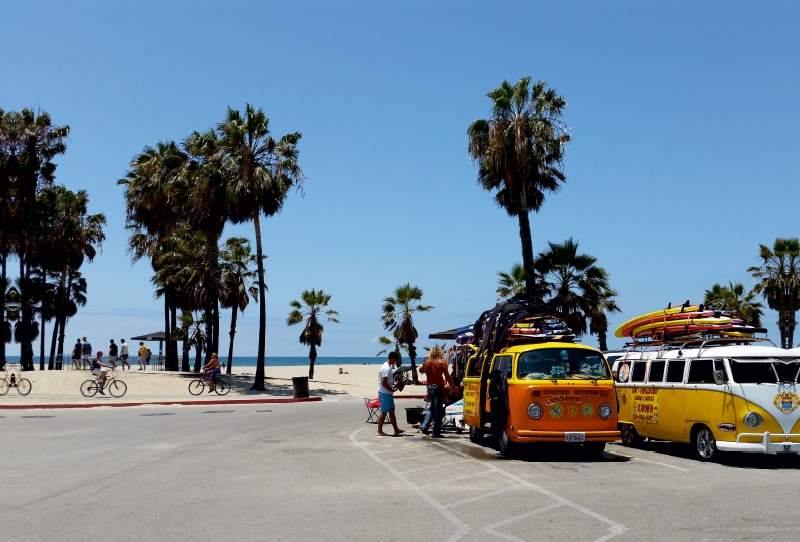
xmin=71 ymin=339 xmax=82 ymax=370
xmin=119 ymin=339 xmax=130 ymax=370
xmin=376 ymin=351 xmax=405 ymax=437
xmin=137 ymin=342 xmax=147 ymax=370
xmin=419 ymin=346 xmax=457 ymax=438
xmin=81 ymin=336 xmax=92 ymax=370
xmin=108 ymin=339 xmax=118 ymax=369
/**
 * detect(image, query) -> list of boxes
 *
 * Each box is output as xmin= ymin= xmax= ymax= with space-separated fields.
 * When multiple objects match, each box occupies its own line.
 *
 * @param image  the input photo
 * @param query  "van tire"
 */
xmin=498 ymin=430 xmax=518 ymax=457
xmin=469 ymin=425 xmax=484 ymax=443
xmin=621 ymin=424 xmax=644 ymax=446
xmin=692 ymin=425 xmax=718 ymax=461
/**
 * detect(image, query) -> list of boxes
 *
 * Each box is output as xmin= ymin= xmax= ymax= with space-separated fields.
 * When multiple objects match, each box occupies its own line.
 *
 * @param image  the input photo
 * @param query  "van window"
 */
xmin=517 ymin=348 xmax=610 ymax=380
xmin=665 ymin=360 xmax=686 ymax=383
xmin=648 ymin=360 xmax=666 ymax=382
xmin=466 ymin=357 xmax=482 ymax=378
xmin=631 ymin=361 xmax=647 ymax=382
xmin=687 ymin=359 xmax=715 ymax=384
xmin=492 ymin=355 xmax=512 ymax=379
xmin=714 ymin=359 xmax=728 ymax=382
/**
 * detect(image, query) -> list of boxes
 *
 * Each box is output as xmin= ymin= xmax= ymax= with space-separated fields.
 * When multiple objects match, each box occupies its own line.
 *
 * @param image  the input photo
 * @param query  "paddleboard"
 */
xmin=614 ymin=303 xmax=700 ymax=338
xmin=630 ymin=317 xmax=735 ymax=337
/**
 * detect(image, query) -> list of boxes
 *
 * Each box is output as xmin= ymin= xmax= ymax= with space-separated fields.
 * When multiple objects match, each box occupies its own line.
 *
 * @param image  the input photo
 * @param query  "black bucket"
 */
xmin=405 ymin=407 xmax=425 ymax=425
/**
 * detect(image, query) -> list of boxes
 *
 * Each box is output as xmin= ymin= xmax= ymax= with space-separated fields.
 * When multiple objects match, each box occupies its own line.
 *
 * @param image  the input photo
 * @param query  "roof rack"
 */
xmin=623 ymin=336 xmax=777 ymax=358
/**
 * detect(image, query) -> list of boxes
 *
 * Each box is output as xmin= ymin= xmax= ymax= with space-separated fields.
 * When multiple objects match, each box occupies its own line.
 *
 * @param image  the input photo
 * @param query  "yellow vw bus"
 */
xmin=463 ymin=342 xmax=620 ymax=457
xmin=611 ymin=340 xmax=800 ymax=461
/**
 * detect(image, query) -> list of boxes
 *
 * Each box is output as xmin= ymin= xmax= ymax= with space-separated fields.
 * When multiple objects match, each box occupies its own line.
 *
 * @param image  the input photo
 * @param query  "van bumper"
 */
xmin=515 ymin=430 xmax=620 ymax=443
xmin=717 ymin=432 xmax=800 ymax=454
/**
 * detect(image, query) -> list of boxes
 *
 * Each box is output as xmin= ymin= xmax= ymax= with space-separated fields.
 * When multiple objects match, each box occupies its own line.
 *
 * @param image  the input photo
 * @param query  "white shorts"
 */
xmin=108 ymin=356 xmax=117 ymax=362
xmin=82 ymin=355 xmax=90 ymax=360
xmin=91 ymin=368 xmax=104 ymax=376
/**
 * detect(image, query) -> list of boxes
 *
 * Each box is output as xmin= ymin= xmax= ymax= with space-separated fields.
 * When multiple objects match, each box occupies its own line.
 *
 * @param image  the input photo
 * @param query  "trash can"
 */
xmin=292 ymin=376 xmax=309 ymax=398
xmin=405 ymin=407 xmax=425 ymax=425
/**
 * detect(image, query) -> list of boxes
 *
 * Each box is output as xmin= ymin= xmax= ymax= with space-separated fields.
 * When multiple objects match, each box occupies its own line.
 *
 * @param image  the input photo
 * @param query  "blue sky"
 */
xmin=2 ymin=1 xmax=799 ymax=356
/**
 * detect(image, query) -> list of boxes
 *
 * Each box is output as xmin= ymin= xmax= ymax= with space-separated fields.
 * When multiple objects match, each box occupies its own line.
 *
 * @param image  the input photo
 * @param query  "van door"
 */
xmin=643 ymin=360 xmax=666 ymax=437
xmin=659 ymin=359 xmax=687 ymax=441
xmin=684 ymin=358 xmax=731 ymax=435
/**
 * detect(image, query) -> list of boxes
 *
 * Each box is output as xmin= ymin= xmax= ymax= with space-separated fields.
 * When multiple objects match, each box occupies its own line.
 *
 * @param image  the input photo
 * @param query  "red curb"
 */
xmin=0 ymin=397 xmax=322 ymax=410
xmin=395 ymin=395 xmax=427 ymax=399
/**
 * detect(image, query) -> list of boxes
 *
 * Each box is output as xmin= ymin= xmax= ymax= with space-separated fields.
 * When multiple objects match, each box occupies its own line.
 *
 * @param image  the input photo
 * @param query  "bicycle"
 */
xmin=0 ymin=364 xmax=32 ymax=396
xmin=80 ymin=369 xmax=127 ymax=398
xmin=188 ymin=370 xmax=230 ymax=396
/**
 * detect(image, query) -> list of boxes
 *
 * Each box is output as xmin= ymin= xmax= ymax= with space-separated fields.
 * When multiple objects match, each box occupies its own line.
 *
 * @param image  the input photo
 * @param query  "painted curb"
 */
xmin=0 ymin=396 xmax=322 ymax=410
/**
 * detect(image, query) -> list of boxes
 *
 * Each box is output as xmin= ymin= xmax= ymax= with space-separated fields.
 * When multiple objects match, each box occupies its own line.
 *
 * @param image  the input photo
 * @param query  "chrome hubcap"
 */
xmin=697 ymin=429 xmax=715 ymax=458
xmin=500 ymin=431 xmax=509 ymax=450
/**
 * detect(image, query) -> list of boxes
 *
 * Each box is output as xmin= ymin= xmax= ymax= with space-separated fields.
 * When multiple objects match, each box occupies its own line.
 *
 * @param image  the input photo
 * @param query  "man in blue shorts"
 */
xmin=376 ymin=351 xmax=405 ymax=437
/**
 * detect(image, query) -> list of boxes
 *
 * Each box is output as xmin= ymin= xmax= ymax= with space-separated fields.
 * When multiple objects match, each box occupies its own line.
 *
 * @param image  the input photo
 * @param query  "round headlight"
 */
xmin=528 ymin=403 xmax=543 ymax=420
xmin=598 ymin=403 xmax=613 ymax=419
xmin=744 ymin=412 xmax=763 ymax=429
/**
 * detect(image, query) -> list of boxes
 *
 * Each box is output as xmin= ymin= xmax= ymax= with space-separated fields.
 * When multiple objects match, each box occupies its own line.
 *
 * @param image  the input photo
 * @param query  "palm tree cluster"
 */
xmin=119 ymin=105 xmax=303 ymax=389
xmin=468 ymin=77 xmax=571 ymax=299
xmin=497 ymin=238 xmax=620 ymax=351
xmin=1 ymin=109 xmax=105 ymax=371
xmin=748 ymin=238 xmax=800 ymax=348
xmin=703 ymin=282 xmax=764 ymax=328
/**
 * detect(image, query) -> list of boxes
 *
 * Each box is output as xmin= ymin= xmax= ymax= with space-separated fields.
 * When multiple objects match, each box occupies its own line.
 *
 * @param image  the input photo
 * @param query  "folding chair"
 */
xmin=364 ymin=397 xmax=381 ymax=423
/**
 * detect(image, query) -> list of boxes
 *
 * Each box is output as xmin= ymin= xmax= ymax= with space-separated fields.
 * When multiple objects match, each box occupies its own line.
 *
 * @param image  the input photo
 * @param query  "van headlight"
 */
xmin=743 ymin=412 xmax=763 ymax=429
xmin=528 ymin=403 xmax=543 ymax=419
xmin=599 ymin=403 xmax=613 ymax=419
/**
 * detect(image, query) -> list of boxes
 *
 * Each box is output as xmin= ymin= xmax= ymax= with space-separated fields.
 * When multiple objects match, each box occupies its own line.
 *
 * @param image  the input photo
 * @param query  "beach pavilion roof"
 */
xmin=130 ymin=331 xmax=168 ymax=341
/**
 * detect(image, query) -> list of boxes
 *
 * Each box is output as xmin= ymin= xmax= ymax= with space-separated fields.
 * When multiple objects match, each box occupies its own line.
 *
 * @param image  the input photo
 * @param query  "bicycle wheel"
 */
xmin=214 ymin=378 xmax=230 ymax=395
xmin=0 ymin=378 xmax=9 ymax=396
xmin=188 ymin=379 xmax=204 ymax=396
xmin=108 ymin=380 xmax=127 ymax=398
xmin=16 ymin=378 xmax=32 ymax=396
xmin=80 ymin=379 xmax=99 ymax=397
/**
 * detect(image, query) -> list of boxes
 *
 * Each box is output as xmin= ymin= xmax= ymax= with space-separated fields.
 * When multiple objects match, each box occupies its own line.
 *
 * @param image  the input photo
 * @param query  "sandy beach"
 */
xmin=0 ymin=364 xmax=428 ymax=404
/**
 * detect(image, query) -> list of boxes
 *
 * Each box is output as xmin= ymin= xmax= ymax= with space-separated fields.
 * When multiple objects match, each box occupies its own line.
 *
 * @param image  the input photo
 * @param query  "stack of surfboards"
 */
xmin=506 ymin=318 xmax=576 ymax=342
xmin=614 ymin=302 xmax=763 ymax=340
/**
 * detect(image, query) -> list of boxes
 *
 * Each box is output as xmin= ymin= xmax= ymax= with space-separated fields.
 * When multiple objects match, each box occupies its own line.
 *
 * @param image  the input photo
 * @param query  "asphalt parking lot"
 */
xmin=2 ymin=398 xmax=799 ymax=541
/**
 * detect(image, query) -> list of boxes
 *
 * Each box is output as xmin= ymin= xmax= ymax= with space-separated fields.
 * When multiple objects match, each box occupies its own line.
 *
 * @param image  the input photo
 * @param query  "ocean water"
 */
xmin=4 ymin=355 xmax=382 ymax=367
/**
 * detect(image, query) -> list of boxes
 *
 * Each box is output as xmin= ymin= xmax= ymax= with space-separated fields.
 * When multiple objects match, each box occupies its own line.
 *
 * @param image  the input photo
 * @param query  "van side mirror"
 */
xmin=612 ymin=370 xmax=618 ymax=380
xmin=713 ymin=370 xmax=725 ymax=385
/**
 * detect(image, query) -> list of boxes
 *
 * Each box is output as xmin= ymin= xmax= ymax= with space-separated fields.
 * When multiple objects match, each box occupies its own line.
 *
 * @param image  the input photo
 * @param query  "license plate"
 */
xmin=565 ymin=432 xmax=585 ymax=443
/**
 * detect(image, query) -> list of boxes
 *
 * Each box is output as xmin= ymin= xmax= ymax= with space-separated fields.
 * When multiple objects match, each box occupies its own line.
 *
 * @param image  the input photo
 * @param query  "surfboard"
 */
xmin=629 ymin=317 xmax=736 ymax=337
xmin=617 ymin=310 xmax=720 ymax=338
xmin=614 ymin=303 xmax=700 ymax=338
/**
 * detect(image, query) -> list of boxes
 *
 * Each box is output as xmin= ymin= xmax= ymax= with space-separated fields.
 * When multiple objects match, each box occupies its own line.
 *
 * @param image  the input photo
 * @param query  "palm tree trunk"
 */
xmin=408 ymin=342 xmax=419 ymax=384
xmin=598 ymin=330 xmax=608 ymax=352
xmin=56 ymin=268 xmax=73 ymax=361
xmin=788 ymin=312 xmax=797 ymax=349
xmin=308 ymin=344 xmax=317 ymax=380
xmin=39 ymin=315 xmax=45 ymax=370
xmin=50 ymin=264 xmax=67 ymax=368
xmin=204 ymin=303 xmax=213 ymax=364
xmin=49 ymin=312 xmax=60 ymax=370
xmin=0 ymin=253 xmax=6 ymax=370
xmin=163 ymin=293 xmax=170 ymax=366
xmin=20 ymin=256 xmax=34 ymax=371
xmin=226 ymin=307 xmax=238 ymax=375
xmin=252 ymin=211 xmax=267 ymax=391
xmin=517 ymin=187 xmax=536 ymax=299
xmin=168 ymin=299 xmax=178 ymax=371
xmin=212 ymin=302 xmax=220 ymax=358
xmin=194 ymin=340 xmax=202 ymax=372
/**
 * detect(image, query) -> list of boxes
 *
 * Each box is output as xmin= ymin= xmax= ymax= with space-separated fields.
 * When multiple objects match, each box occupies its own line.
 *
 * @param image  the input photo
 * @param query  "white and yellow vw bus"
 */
xmin=611 ymin=339 xmax=800 ymax=461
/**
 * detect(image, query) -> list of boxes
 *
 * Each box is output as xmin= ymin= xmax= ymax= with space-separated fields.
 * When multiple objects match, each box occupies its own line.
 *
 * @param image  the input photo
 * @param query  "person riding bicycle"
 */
xmin=202 ymin=353 xmax=221 ymax=393
xmin=91 ymin=351 xmax=113 ymax=394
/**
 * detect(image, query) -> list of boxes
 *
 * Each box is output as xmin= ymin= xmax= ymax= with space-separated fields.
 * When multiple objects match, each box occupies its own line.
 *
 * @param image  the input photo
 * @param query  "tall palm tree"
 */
xmin=219 ymin=237 xmax=259 ymax=375
xmin=748 ymin=238 xmax=800 ymax=348
xmin=287 ymin=289 xmax=339 ymax=380
xmin=381 ymin=284 xmax=432 ymax=384
xmin=497 ymin=263 xmax=527 ymax=300
xmin=704 ymin=282 xmax=764 ymax=327
xmin=468 ymin=78 xmax=570 ymax=298
xmin=588 ymin=286 xmax=622 ymax=352
xmin=219 ymin=104 xmax=305 ymax=391
xmin=535 ymin=238 xmax=615 ymax=339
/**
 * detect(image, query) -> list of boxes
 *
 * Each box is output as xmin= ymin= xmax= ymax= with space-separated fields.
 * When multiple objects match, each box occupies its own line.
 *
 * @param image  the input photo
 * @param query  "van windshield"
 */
xmin=729 ymin=359 xmax=800 ymax=384
xmin=518 ymin=348 xmax=610 ymax=380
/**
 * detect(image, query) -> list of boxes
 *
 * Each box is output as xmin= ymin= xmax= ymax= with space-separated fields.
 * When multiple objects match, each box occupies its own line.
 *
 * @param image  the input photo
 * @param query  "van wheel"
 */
xmin=693 ymin=426 xmax=718 ymax=461
xmin=469 ymin=426 xmax=484 ymax=443
xmin=621 ymin=424 xmax=643 ymax=446
xmin=498 ymin=430 xmax=518 ymax=457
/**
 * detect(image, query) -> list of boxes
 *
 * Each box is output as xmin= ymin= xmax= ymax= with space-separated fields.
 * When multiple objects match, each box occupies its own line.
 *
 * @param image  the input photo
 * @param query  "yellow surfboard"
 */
xmin=614 ymin=304 xmax=700 ymax=338
xmin=629 ymin=317 xmax=732 ymax=337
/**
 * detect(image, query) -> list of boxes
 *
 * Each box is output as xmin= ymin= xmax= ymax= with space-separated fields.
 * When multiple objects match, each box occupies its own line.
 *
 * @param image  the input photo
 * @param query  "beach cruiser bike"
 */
xmin=188 ymin=370 xmax=230 ymax=396
xmin=80 ymin=369 xmax=127 ymax=398
xmin=0 ymin=363 xmax=32 ymax=396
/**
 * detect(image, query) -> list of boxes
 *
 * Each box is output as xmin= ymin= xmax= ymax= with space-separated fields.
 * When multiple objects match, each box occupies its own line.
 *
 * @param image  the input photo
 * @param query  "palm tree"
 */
xmin=704 ymin=282 xmax=764 ymax=327
xmin=535 ymin=238 xmax=616 ymax=340
xmin=219 ymin=237 xmax=259 ymax=375
xmin=497 ymin=263 xmax=527 ymax=300
xmin=381 ymin=284 xmax=432 ymax=384
xmin=467 ymin=78 xmax=570 ymax=298
xmin=748 ymin=238 xmax=800 ymax=348
xmin=286 ymin=289 xmax=339 ymax=380
xmin=219 ymin=104 xmax=305 ymax=391
xmin=376 ymin=336 xmax=408 ymax=359
xmin=588 ymin=286 xmax=622 ymax=351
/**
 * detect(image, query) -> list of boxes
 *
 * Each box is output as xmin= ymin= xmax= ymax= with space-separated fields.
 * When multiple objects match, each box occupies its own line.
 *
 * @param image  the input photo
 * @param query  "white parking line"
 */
xmin=483 ymin=502 xmax=565 ymax=541
xmin=419 ymin=469 xmax=493 ymax=488
xmin=401 ymin=458 xmax=475 ymax=474
xmin=606 ymin=451 xmax=690 ymax=472
xmin=444 ymin=484 xmax=521 ymax=508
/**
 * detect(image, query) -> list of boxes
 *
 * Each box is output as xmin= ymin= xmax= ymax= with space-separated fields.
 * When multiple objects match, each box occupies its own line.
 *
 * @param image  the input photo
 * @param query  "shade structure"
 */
xmin=428 ymin=329 xmax=458 ymax=340
xmin=130 ymin=331 xmax=168 ymax=341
